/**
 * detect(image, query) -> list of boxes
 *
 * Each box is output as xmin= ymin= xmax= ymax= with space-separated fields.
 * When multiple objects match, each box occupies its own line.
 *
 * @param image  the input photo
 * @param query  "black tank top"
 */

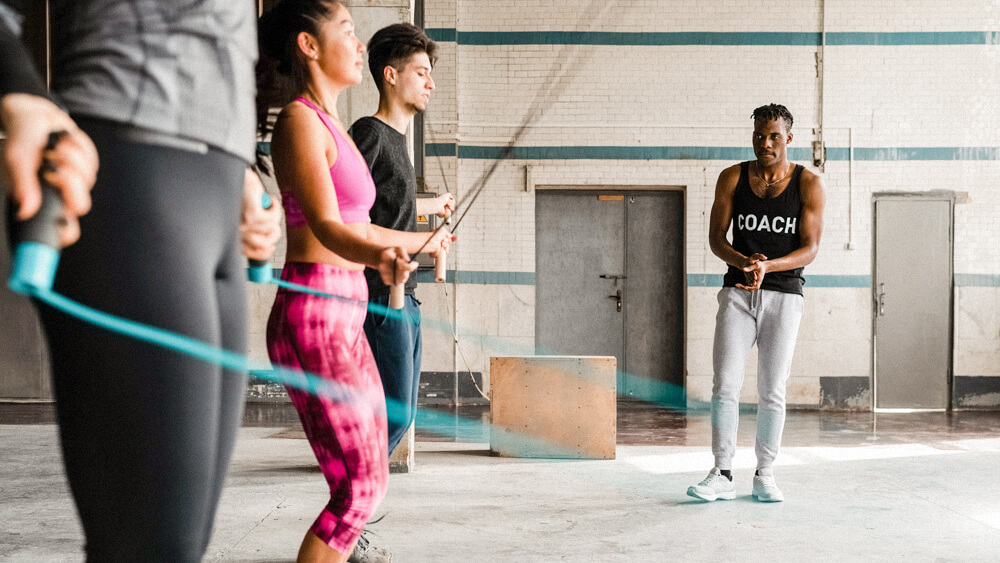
xmin=723 ymin=161 xmax=805 ymax=295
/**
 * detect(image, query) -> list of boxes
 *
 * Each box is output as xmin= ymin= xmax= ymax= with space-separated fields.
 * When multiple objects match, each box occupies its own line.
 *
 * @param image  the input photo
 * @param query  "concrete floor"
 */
xmin=2 ymin=404 xmax=999 ymax=562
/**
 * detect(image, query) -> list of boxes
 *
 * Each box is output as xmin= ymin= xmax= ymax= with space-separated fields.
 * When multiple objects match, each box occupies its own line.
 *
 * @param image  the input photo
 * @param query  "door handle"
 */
xmin=877 ymin=283 xmax=886 ymax=316
xmin=600 ymin=274 xmax=626 ymax=287
xmin=608 ymin=289 xmax=622 ymax=312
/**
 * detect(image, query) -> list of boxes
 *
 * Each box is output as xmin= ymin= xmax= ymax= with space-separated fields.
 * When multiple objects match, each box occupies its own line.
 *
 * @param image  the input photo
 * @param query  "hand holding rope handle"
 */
xmin=9 ymin=132 xmax=66 ymax=296
xmin=390 ymin=216 xmax=451 ymax=308
xmin=246 ymin=192 xmax=274 ymax=283
xmin=387 ymin=244 xmax=419 ymax=309
xmin=434 ymin=212 xmax=451 ymax=283
xmin=388 ymin=258 xmax=406 ymax=309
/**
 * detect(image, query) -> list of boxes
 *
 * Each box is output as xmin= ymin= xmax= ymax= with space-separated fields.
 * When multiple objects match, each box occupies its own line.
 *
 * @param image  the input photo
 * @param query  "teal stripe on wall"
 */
xmin=686 ymin=275 xmax=871 ymax=288
xmin=432 ymin=274 xmax=998 ymax=288
xmin=849 ymin=147 xmax=1000 ymax=161
xmin=955 ymin=274 xmax=1000 ymax=287
xmin=446 ymin=145 xmax=1000 ymax=162
xmin=810 ymin=275 xmax=872 ymax=288
xmin=414 ymin=270 xmax=441 ymax=284
xmin=459 ymin=31 xmax=821 ymax=46
xmin=257 ymin=269 xmax=999 ymax=287
xmin=687 ymin=274 xmax=725 ymax=287
xmin=692 ymin=275 xmax=1000 ymax=288
xmin=460 ymin=145 xmax=757 ymax=160
xmin=456 ymin=271 xmax=535 ymax=285
xmin=260 ymin=142 xmax=999 ymax=162
xmin=426 ymin=143 xmax=457 ymax=157
xmin=424 ymin=29 xmax=999 ymax=46
xmin=426 ymin=28 xmax=457 ymax=42
xmin=414 ymin=270 xmax=536 ymax=285
xmin=826 ymin=31 xmax=1000 ymax=46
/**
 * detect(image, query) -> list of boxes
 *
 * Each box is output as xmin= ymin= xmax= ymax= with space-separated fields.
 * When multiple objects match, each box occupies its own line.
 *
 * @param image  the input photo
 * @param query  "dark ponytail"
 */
xmin=255 ymin=0 xmax=342 ymax=174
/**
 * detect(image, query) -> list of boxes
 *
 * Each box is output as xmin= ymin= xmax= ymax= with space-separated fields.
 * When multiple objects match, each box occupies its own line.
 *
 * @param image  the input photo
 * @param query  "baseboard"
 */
xmin=419 ymin=371 xmax=489 ymax=405
xmin=247 ymin=370 xmax=490 ymax=406
xmin=954 ymin=376 xmax=1000 ymax=408
xmin=819 ymin=376 xmax=871 ymax=410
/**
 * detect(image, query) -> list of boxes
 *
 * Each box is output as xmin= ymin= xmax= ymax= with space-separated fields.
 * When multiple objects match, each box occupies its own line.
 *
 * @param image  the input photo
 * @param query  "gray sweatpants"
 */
xmin=711 ymin=287 xmax=804 ymax=470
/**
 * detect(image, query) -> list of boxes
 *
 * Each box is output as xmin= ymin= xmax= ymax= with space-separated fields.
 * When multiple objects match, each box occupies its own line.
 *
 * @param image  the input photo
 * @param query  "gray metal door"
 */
xmin=536 ymin=192 xmax=625 ymax=362
xmin=874 ymin=196 xmax=952 ymax=409
xmin=536 ymin=190 xmax=685 ymax=406
xmin=624 ymin=193 xmax=685 ymax=405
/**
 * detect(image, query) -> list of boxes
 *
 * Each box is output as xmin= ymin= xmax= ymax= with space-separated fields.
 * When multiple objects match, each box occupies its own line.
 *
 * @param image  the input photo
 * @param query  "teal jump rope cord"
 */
xmin=31 ymin=286 xmax=544 ymax=447
xmin=37 ymin=288 xmax=351 ymax=404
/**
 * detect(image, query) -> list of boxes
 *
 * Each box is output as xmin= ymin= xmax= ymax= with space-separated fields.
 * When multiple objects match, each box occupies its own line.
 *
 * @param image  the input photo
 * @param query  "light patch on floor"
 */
xmin=626 ymin=448 xmax=806 ymax=474
xmin=795 ymin=443 xmax=962 ymax=462
xmin=939 ymin=437 xmax=1000 ymax=452
xmin=625 ymin=441 xmax=975 ymax=474
xmin=971 ymin=512 xmax=1000 ymax=532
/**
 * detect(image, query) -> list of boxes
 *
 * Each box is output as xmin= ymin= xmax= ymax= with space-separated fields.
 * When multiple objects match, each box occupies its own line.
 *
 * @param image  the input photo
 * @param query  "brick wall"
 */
xmin=411 ymin=0 xmax=1000 ymax=408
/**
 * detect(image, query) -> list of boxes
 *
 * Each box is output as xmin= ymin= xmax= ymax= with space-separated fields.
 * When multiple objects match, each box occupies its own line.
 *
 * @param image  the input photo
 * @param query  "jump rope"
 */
xmin=6 ymin=133 xmax=491 ymax=433
xmin=5 ymin=134 xmax=595 ymax=455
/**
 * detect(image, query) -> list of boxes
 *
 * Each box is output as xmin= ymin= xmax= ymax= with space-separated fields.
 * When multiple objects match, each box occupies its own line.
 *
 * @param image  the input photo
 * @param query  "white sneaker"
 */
xmin=752 ymin=467 xmax=784 ymax=502
xmin=687 ymin=468 xmax=736 ymax=501
xmin=348 ymin=530 xmax=392 ymax=563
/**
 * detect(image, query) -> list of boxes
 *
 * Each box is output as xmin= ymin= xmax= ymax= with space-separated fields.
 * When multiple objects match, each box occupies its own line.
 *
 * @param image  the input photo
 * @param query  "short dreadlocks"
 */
xmin=751 ymin=104 xmax=793 ymax=131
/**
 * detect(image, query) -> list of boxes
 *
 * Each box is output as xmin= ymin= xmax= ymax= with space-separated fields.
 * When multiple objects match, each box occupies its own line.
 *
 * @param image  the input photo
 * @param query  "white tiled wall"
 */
xmin=251 ymin=1 xmax=1000 ymax=407
xmin=413 ymin=0 xmax=1000 ymax=406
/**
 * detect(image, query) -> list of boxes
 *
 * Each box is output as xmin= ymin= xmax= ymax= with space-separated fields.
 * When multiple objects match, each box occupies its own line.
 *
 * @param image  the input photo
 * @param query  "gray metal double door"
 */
xmin=874 ymin=195 xmax=953 ymax=409
xmin=535 ymin=190 xmax=685 ymax=405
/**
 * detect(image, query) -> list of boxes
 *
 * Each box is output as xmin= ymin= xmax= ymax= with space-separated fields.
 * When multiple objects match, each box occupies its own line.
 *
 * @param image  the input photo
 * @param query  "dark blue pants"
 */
xmin=364 ymin=293 xmax=422 ymax=454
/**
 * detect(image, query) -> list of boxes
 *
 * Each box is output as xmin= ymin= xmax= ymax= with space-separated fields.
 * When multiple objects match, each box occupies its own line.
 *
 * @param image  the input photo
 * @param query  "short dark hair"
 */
xmin=367 ymin=23 xmax=438 ymax=93
xmin=751 ymin=104 xmax=793 ymax=131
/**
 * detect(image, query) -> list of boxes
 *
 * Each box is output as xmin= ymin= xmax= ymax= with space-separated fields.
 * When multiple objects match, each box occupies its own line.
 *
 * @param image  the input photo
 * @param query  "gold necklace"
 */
xmin=755 ymin=161 xmax=791 ymax=188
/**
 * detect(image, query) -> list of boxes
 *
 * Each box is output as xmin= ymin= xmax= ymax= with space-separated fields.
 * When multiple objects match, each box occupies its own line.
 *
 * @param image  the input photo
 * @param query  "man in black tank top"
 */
xmin=687 ymin=104 xmax=825 ymax=503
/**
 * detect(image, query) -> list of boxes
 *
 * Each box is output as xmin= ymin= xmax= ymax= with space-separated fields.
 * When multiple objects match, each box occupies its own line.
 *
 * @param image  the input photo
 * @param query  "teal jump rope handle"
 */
xmin=246 ymin=192 xmax=273 ymax=283
xmin=8 ymin=132 xmax=66 ymax=296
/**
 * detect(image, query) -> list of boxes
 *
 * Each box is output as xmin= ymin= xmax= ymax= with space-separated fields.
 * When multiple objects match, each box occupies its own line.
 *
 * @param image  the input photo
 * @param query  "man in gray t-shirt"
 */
xmin=348 ymin=22 xmax=452 ymax=563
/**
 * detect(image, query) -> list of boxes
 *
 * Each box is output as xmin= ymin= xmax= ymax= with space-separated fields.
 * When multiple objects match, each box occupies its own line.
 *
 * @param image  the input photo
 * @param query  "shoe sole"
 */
xmin=687 ymin=488 xmax=736 ymax=501
xmin=752 ymin=492 xmax=784 ymax=502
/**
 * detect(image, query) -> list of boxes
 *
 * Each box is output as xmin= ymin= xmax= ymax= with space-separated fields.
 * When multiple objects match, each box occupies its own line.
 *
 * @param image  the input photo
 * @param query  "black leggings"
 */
xmin=38 ymin=118 xmax=248 ymax=562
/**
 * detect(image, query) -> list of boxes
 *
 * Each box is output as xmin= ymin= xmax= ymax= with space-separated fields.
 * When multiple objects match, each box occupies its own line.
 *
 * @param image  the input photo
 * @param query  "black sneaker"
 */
xmin=347 ymin=530 xmax=392 ymax=563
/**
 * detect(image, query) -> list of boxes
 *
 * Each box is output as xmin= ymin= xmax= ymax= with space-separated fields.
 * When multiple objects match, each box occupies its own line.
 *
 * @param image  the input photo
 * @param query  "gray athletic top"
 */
xmin=0 ymin=0 xmax=257 ymax=163
xmin=349 ymin=116 xmax=419 ymax=298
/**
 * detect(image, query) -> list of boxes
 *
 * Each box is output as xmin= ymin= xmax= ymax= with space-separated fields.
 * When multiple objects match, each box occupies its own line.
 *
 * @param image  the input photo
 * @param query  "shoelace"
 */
xmin=756 ymin=475 xmax=777 ymax=487
xmin=354 ymin=533 xmax=372 ymax=555
xmin=701 ymin=474 xmax=726 ymax=487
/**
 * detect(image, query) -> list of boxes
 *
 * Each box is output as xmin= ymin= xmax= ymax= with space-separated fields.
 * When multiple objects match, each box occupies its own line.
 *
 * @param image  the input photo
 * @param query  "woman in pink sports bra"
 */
xmin=256 ymin=2 xmax=452 ymax=562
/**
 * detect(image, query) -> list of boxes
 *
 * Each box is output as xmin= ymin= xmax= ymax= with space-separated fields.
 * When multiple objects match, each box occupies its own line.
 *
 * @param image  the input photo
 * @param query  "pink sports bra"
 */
xmin=281 ymin=97 xmax=376 ymax=227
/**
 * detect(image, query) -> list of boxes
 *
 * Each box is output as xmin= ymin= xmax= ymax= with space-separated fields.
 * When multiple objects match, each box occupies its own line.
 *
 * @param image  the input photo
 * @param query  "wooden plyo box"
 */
xmin=490 ymin=356 xmax=616 ymax=459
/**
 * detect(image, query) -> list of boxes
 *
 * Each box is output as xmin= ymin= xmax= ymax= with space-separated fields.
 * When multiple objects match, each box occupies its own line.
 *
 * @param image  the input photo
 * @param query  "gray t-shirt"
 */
xmin=349 ymin=116 xmax=419 ymax=298
xmin=1 ymin=0 xmax=257 ymax=163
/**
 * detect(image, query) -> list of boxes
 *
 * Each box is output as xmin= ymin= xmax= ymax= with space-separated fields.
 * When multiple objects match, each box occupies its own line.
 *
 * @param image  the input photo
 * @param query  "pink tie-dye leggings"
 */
xmin=266 ymin=262 xmax=389 ymax=554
